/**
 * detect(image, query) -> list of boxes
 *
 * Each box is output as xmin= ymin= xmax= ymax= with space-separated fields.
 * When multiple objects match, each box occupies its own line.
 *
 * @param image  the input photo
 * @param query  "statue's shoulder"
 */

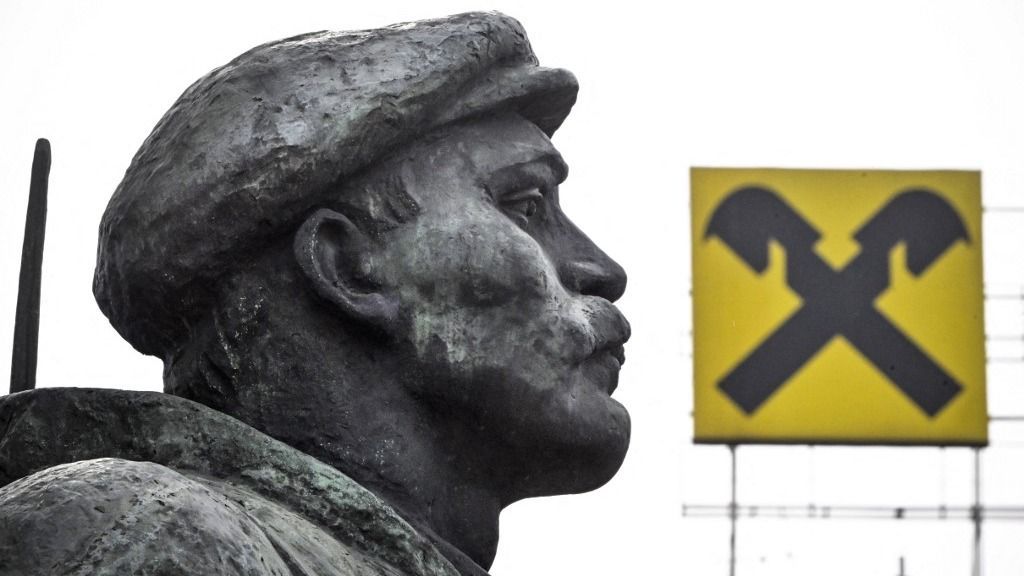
xmin=0 ymin=388 xmax=459 ymax=576
xmin=0 ymin=457 xmax=295 ymax=575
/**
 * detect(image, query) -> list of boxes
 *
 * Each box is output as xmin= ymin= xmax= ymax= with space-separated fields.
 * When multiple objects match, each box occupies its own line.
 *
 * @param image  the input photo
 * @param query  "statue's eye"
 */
xmin=501 ymin=188 xmax=543 ymax=224
xmin=517 ymin=198 xmax=539 ymax=217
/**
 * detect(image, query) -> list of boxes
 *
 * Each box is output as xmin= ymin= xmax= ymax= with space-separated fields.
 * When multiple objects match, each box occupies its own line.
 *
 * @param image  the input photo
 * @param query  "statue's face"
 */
xmin=374 ymin=114 xmax=630 ymax=497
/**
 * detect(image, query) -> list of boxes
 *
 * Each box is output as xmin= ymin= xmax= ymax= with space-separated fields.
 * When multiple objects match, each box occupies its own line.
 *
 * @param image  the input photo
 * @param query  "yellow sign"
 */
xmin=691 ymin=168 xmax=987 ymax=446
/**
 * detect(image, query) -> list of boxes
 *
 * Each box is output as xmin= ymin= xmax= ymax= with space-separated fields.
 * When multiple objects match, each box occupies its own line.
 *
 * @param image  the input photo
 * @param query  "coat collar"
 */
xmin=0 ymin=387 xmax=459 ymax=576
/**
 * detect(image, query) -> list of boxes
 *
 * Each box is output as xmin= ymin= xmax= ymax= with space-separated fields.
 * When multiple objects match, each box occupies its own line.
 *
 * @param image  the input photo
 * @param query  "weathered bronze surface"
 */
xmin=0 ymin=12 xmax=629 ymax=575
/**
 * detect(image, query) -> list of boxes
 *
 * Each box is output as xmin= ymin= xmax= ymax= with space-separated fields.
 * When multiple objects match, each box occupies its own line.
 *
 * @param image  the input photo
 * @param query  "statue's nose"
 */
xmin=554 ymin=219 xmax=627 ymax=302
xmin=559 ymin=257 xmax=627 ymax=302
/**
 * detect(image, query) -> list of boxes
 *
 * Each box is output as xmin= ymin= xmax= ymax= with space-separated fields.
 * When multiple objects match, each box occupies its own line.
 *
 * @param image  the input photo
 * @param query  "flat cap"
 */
xmin=93 ymin=11 xmax=578 ymax=357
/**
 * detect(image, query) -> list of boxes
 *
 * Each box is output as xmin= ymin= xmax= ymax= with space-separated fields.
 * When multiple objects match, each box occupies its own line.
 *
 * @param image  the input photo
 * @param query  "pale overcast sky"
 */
xmin=2 ymin=1 xmax=1023 ymax=574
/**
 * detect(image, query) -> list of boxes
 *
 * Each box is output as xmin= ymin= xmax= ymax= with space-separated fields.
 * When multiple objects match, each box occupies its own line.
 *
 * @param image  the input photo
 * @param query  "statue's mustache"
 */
xmin=571 ymin=299 xmax=631 ymax=366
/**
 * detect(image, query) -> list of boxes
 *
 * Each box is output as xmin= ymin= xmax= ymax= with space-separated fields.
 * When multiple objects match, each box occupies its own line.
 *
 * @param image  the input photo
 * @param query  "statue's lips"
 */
xmin=577 ymin=307 xmax=630 ymax=394
xmin=584 ymin=344 xmax=627 ymax=395
xmin=608 ymin=344 xmax=625 ymax=366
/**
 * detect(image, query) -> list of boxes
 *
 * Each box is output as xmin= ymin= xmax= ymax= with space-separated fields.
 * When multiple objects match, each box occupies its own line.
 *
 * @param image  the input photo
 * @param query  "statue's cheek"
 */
xmin=455 ymin=241 xmax=552 ymax=309
xmin=401 ymin=216 xmax=554 ymax=308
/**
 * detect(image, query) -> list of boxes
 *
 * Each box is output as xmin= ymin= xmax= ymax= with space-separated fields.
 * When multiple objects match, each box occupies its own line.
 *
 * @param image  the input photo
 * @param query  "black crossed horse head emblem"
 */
xmin=705 ymin=186 xmax=969 ymax=417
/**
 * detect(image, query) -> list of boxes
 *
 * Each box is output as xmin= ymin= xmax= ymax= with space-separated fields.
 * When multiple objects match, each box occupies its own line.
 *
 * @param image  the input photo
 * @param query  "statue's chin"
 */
xmin=576 ymin=413 xmax=632 ymax=492
xmin=513 ymin=406 xmax=631 ymax=500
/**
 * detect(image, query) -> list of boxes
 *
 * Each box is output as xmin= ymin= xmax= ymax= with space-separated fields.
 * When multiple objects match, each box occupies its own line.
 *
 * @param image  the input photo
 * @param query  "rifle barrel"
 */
xmin=10 ymin=138 xmax=51 ymax=394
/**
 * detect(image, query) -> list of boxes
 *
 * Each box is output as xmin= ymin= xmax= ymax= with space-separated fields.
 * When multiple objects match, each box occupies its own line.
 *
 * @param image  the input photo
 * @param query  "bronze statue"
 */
xmin=0 ymin=12 xmax=629 ymax=575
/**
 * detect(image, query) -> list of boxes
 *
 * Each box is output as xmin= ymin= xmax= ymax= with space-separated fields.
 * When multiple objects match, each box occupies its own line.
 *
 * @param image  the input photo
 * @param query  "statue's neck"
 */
xmin=359 ymin=466 xmax=501 ymax=576
xmin=245 ymin=353 xmax=505 ymax=574
xmin=325 ymin=382 xmax=504 ymax=574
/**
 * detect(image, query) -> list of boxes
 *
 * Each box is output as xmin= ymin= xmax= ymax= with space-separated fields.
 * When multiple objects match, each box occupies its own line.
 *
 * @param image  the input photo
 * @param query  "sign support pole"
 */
xmin=729 ymin=444 xmax=737 ymax=576
xmin=971 ymin=447 xmax=982 ymax=576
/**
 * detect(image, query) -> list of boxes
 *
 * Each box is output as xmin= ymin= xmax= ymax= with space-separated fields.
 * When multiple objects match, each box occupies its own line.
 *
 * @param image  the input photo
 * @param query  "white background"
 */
xmin=2 ymin=1 xmax=1024 ymax=574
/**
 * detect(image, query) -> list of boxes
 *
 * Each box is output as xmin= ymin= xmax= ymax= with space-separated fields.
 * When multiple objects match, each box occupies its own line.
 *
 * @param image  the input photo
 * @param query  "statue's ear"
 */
xmin=294 ymin=208 xmax=399 ymax=335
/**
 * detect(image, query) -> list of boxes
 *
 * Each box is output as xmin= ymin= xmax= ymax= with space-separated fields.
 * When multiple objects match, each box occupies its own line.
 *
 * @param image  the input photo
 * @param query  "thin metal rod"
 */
xmin=680 ymin=503 xmax=1024 ymax=520
xmin=729 ymin=444 xmax=737 ymax=576
xmin=989 ymin=415 xmax=1024 ymax=422
xmin=972 ymin=447 xmax=982 ymax=576
xmin=10 ymin=139 xmax=50 ymax=394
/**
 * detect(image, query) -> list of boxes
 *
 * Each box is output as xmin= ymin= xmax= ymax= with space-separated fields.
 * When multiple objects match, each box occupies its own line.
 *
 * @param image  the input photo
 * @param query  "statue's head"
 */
xmin=94 ymin=11 xmax=629 ymax=519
